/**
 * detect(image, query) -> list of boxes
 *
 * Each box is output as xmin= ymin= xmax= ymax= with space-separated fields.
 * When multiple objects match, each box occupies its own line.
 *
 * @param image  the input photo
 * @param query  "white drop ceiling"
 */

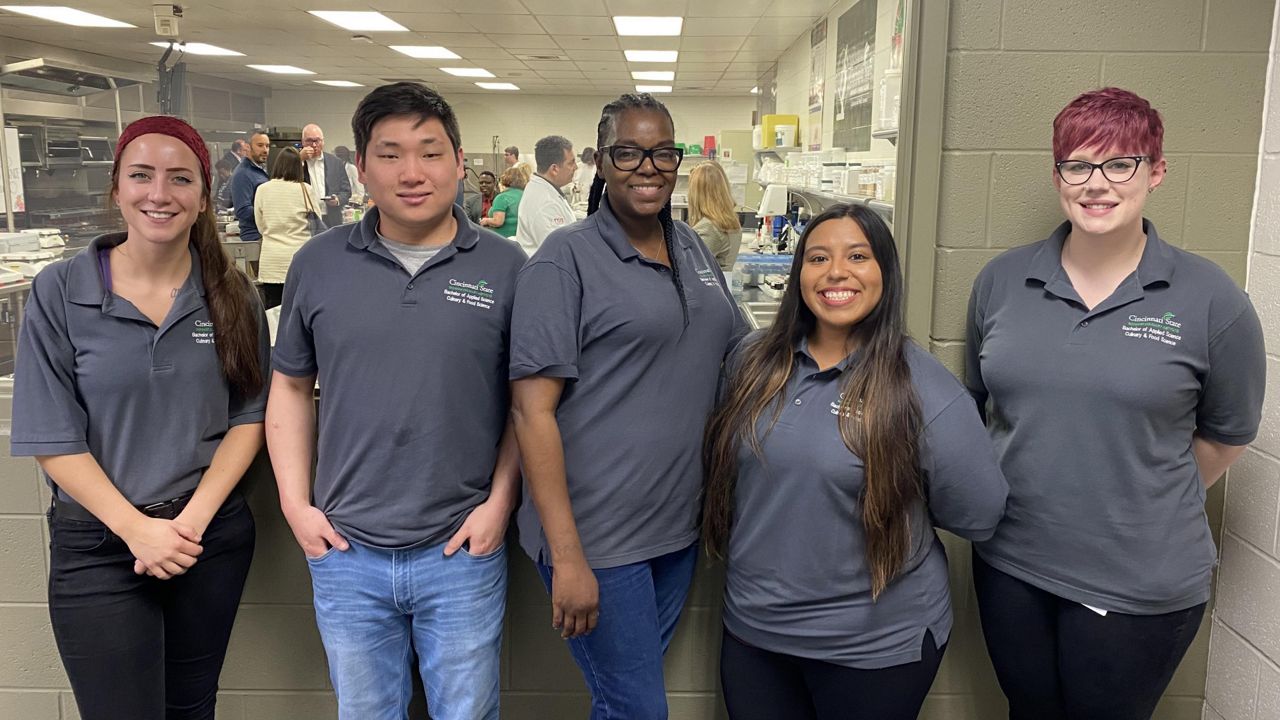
xmin=0 ymin=0 xmax=839 ymax=95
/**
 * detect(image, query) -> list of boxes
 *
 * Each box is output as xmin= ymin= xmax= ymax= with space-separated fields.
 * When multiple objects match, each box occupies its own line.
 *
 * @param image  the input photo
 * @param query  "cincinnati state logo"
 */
xmin=443 ymin=278 xmax=496 ymax=310
xmin=1121 ymin=311 xmax=1181 ymax=347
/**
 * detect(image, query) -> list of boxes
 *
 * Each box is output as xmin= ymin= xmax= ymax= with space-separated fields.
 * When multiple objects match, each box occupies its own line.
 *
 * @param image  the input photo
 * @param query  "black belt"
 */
xmin=50 ymin=490 xmax=197 ymax=523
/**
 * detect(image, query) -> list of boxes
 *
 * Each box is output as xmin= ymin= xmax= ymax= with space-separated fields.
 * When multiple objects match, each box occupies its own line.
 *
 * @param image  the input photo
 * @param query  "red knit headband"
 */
xmin=114 ymin=115 xmax=212 ymax=190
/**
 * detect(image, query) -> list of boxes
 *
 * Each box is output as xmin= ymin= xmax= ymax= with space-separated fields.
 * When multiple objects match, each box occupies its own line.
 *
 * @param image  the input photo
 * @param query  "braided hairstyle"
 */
xmin=589 ymin=93 xmax=688 ymax=327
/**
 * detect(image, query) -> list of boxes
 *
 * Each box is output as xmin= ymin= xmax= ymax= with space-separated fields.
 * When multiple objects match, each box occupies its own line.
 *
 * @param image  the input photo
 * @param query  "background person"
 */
xmin=332 ymin=145 xmax=365 ymax=206
xmin=687 ymin=161 xmax=742 ymax=271
xmin=509 ymin=93 xmax=747 ymax=720
xmin=253 ymin=146 xmax=315 ymax=309
xmin=515 ymin=135 xmax=578 ymax=254
xmin=11 ymin=115 xmax=268 ymax=720
xmin=704 ymin=204 xmax=1007 ymax=720
xmin=966 ymin=87 xmax=1266 ymax=720
xmin=481 ymin=165 xmax=527 ymax=238
xmin=299 ymin=123 xmax=352 ymax=229
xmin=466 ymin=170 xmax=498 ymax=225
xmin=230 ymin=131 xmax=271 ymax=244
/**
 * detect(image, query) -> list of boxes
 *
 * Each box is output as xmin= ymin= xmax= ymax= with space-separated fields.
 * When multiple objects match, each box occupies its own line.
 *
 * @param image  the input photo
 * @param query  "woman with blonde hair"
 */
xmin=481 ymin=164 xmax=529 ymax=238
xmin=688 ymin=161 xmax=742 ymax=271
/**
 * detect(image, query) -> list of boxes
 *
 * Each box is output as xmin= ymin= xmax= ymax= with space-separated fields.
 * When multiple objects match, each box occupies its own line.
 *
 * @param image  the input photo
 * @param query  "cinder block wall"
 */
xmin=931 ymin=1 xmax=1276 ymax=718
xmin=1203 ymin=5 xmax=1280 ymax=719
xmin=0 ymin=435 xmax=725 ymax=720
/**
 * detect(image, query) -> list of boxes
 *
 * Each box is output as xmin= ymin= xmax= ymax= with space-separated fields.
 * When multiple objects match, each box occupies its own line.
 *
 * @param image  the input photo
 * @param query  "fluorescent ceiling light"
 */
xmin=635 ymin=84 xmax=672 ymax=93
xmin=631 ymin=70 xmax=674 ymax=81
xmin=476 ymin=82 xmax=519 ymax=90
xmin=308 ymin=11 xmax=407 ymax=32
xmin=149 ymin=42 xmax=243 ymax=56
xmin=314 ymin=80 xmax=363 ymax=87
xmin=247 ymin=64 xmax=315 ymax=74
xmin=0 ymin=5 xmax=132 ymax=26
xmin=750 ymin=86 xmax=759 ymax=94
xmin=613 ymin=16 xmax=683 ymax=36
xmin=390 ymin=45 xmax=460 ymax=59
xmin=442 ymin=68 xmax=494 ymax=78
xmin=624 ymin=50 xmax=678 ymax=63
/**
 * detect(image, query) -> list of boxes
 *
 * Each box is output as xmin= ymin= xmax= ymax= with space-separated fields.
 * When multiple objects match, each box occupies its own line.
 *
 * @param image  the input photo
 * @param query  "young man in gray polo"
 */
xmin=265 ymin=82 xmax=526 ymax=720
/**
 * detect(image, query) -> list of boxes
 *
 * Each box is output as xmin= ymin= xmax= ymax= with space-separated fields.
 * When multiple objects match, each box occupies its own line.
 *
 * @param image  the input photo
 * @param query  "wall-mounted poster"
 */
xmin=832 ymin=0 xmax=877 ymax=152
xmin=808 ymin=19 xmax=826 ymax=150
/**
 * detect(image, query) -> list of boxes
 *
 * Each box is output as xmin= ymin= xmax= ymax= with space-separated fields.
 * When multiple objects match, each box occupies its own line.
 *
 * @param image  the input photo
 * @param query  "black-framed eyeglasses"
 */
xmin=1054 ymin=156 xmax=1147 ymax=185
xmin=600 ymin=145 xmax=684 ymax=172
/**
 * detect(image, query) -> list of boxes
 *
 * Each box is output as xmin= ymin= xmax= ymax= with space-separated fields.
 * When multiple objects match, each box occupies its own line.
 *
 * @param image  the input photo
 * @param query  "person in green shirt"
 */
xmin=481 ymin=164 xmax=529 ymax=238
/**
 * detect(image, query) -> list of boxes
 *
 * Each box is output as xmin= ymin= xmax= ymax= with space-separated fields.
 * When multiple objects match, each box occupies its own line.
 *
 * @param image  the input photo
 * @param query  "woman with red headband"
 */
xmin=11 ymin=116 xmax=269 ymax=720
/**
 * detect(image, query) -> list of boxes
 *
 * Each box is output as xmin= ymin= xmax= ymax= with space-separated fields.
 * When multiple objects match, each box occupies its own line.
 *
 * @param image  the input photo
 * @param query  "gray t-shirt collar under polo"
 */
xmin=348 ymin=203 xmax=480 ymax=277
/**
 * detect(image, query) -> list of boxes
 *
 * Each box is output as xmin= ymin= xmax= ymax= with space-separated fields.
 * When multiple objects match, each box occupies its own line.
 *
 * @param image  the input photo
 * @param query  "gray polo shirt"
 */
xmin=510 ymin=195 xmax=749 ymax=568
xmin=723 ymin=337 xmax=1007 ymax=669
xmin=12 ymin=233 xmax=270 ymax=505
xmin=273 ymin=206 xmax=526 ymax=549
xmin=966 ymin=220 xmax=1265 ymax=614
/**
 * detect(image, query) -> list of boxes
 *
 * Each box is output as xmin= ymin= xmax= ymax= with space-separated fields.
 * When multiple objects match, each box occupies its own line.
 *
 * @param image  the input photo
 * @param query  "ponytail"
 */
xmin=191 ymin=206 xmax=264 ymax=398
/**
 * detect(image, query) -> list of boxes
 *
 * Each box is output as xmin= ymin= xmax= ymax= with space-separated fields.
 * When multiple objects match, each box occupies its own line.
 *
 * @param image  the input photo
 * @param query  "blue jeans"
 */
xmin=307 ymin=538 xmax=507 ymax=720
xmin=536 ymin=543 xmax=699 ymax=720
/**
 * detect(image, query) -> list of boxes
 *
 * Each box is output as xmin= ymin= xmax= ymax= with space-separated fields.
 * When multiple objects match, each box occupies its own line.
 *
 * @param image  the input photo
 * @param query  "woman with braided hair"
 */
xmin=510 ymin=93 xmax=747 ymax=718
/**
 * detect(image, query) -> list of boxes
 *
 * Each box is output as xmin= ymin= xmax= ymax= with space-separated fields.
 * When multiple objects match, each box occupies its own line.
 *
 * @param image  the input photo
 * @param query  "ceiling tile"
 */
xmin=674 ymin=71 xmax=725 ymax=81
xmin=678 ymin=36 xmax=745 ymax=51
xmin=671 ymin=62 xmax=729 ymax=72
xmin=565 ymin=49 xmax=626 ymax=62
xmin=574 ymin=61 xmax=629 ymax=72
xmin=555 ymin=35 xmax=621 ymax=50
xmin=733 ymin=49 xmax=785 ymax=61
xmin=762 ymin=0 xmax=838 ymax=17
xmin=486 ymin=34 xmax=561 ymax=48
xmin=753 ymin=15 xmax=823 ymax=37
xmin=463 ymin=14 xmax=546 ymax=34
xmin=420 ymin=0 xmax=530 ymax=12
xmin=536 ymin=16 xmax=616 ymax=35
xmin=676 ymin=50 xmax=738 ymax=62
xmin=604 ymin=0 xmax=689 ymax=15
xmin=385 ymin=13 xmax=475 ymax=33
xmin=685 ymin=0 xmax=774 ymax=17
xmin=739 ymin=35 xmax=800 ymax=52
xmin=420 ymin=33 xmax=505 ymax=48
xmin=520 ymin=0 xmax=610 ymax=15
xmin=682 ymin=17 xmax=758 ymax=36
xmin=522 ymin=59 xmax=579 ymax=70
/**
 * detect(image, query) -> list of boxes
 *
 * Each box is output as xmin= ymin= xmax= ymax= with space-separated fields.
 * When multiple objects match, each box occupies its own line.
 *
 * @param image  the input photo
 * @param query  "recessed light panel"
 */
xmin=247 ymin=65 xmax=315 ymax=74
xmin=442 ymin=68 xmax=495 ymax=78
xmin=390 ymin=46 xmax=461 ymax=59
xmin=308 ymin=11 xmax=407 ymax=31
xmin=613 ymin=16 xmax=683 ymax=36
xmin=631 ymin=71 xmax=674 ymax=81
xmin=635 ymin=84 xmax=672 ymax=93
xmin=149 ymin=42 xmax=243 ymax=56
xmin=476 ymin=82 xmax=519 ymax=90
xmin=624 ymin=50 xmax=678 ymax=63
xmin=0 ymin=5 xmax=132 ymax=26
xmin=314 ymin=80 xmax=364 ymax=87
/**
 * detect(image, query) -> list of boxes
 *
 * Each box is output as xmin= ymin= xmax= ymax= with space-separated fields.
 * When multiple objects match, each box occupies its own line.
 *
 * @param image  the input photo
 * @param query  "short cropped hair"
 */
xmin=1053 ymin=87 xmax=1164 ymax=163
xmin=534 ymin=135 xmax=573 ymax=173
xmin=351 ymin=82 xmax=462 ymax=160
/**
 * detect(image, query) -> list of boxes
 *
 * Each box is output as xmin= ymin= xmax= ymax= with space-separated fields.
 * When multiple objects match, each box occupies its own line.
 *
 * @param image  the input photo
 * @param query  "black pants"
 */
xmin=47 ymin=493 xmax=255 ymax=720
xmin=972 ymin=549 xmax=1205 ymax=720
xmin=258 ymin=283 xmax=283 ymax=310
xmin=719 ymin=627 xmax=945 ymax=720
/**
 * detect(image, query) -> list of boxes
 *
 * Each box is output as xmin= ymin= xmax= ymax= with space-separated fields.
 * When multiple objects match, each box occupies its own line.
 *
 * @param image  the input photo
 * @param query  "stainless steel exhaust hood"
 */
xmin=0 ymin=58 xmax=151 ymax=97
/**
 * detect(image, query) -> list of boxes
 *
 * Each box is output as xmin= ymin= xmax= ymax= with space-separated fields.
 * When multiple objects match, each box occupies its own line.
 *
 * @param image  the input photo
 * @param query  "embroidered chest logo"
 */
xmin=695 ymin=267 xmax=721 ymax=288
xmin=444 ymin=278 xmax=496 ymax=310
xmin=192 ymin=319 xmax=215 ymax=345
xmin=829 ymin=392 xmax=864 ymax=421
xmin=1121 ymin=311 xmax=1182 ymax=347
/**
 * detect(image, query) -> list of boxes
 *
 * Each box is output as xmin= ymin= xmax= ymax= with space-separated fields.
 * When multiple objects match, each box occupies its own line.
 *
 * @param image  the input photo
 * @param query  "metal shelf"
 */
xmin=788 ymin=186 xmax=893 ymax=219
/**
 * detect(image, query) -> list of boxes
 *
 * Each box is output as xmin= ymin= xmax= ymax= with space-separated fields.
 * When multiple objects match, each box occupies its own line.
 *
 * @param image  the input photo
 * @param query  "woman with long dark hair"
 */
xmin=966 ymin=87 xmax=1266 ymax=720
xmin=705 ymin=204 xmax=1007 ymax=720
xmin=11 ymin=116 xmax=269 ymax=720
xmin=510 ymin=93 xmax=746 ymax=718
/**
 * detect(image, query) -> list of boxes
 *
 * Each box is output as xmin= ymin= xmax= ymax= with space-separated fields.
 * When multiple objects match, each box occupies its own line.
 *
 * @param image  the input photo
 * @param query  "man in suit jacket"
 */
xmin=301 ymin=123 xmax=352 ymax=228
